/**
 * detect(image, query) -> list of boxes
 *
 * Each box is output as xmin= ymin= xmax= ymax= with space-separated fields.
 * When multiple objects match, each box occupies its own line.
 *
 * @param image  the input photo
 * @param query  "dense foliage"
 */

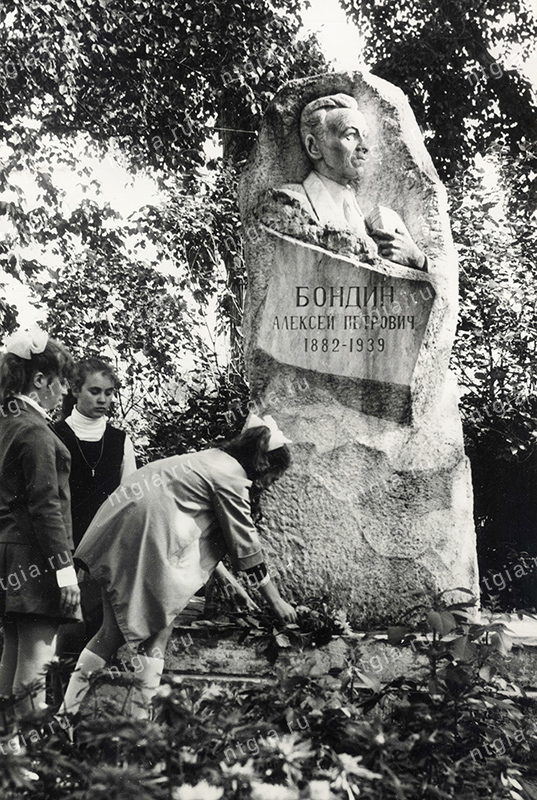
xmin=0 ymin=0 xmax=326 ymax=459
xmin=340 ymin=0 xmax=537 ymax=181
xmin=0 ymin=129 xmax=248 ymax=455
xmin=0 ymin=0 xmax=326 ymax=168
xmin=449 ymin=142 xmax=537 ymax=605
xmin=1 ymin=592 xmax=537 ymax=799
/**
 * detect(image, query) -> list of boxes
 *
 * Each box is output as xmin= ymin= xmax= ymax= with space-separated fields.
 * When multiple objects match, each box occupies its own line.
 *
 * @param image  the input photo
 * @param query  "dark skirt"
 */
xmin=0 ymin=543 xmax=83 ymax=624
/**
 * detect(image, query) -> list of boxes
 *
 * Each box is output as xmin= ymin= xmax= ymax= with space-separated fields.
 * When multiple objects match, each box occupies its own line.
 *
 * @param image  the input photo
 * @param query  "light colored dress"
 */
xmin=75 ymin=449 xmax=264 ymax=645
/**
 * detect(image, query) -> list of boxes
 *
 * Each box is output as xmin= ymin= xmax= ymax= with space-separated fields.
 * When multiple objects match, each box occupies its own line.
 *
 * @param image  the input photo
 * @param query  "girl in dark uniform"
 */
xmin=54 ymin=358 xmax=136 ymax=651
xmin=54 ymin=358 xmax=136 ymax=550
xmin=0 ymin=328 xmax=81 ymax=713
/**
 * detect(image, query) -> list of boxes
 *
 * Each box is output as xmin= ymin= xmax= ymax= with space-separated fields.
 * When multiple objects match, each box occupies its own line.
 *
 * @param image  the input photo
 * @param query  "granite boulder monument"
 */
xmin=238 ymin=71 xmax=478 ymax=625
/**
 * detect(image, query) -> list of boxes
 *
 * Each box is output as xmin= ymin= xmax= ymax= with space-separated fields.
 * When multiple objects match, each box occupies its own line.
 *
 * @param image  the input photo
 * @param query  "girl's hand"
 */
xmin=270 ymin=598 xmax=297 ymax=624
xmin=255 ymin=580 xmax=297 ymax=623
xmin=59 ymin=584 xmax=81 ymax=617
xmin=256 ymin=572 xmax=297 ymax=624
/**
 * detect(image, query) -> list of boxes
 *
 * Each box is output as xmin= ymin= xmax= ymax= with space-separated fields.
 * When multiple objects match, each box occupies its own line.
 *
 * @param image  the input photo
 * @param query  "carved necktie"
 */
xmin=342 ymin=189 xmax=368 ymax=236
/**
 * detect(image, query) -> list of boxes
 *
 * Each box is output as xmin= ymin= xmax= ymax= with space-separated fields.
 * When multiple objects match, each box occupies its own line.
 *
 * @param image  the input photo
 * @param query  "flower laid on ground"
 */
xmin=329 ymin=753 xmax=383 ymax=797
xmin=335 ymin=753 xmax=383 ymax=781
xmin=257 ymin=733 xmax=315 ymax=785
xmin=200 ymin=683 xmax=225 ymax=701
xmin=262 ymin=733 xmax=313 ymax=760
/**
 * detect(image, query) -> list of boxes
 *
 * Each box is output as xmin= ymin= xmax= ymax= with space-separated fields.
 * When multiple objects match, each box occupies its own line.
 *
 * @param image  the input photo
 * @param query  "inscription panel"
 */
xmin=258 ymin=234 xmax=435 ymax=387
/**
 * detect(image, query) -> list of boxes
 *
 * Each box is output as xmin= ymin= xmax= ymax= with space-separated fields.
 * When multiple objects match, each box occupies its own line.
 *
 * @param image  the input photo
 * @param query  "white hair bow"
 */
xmin=4 ymin=326 xmax=48 ymax=360
xmin=242 ymin=413 xmax=292 ymax=452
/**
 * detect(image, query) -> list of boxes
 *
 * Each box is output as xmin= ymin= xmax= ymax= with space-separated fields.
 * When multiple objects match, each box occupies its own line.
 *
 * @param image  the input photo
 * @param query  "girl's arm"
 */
xmin=212 ymin=481 xmax=296 ymax=623
xmin=20 ymin=427 xmax=75 ymax=570
xmin=257 ymin=578 xmax=297 ymax=623
xmin=214 ymin=562 xmax=260 ymax=610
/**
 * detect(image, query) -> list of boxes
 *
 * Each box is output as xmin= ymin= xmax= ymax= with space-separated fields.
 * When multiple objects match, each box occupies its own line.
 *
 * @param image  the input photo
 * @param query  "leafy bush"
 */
xmin=1 ymin=590 xmax=536 ymax=799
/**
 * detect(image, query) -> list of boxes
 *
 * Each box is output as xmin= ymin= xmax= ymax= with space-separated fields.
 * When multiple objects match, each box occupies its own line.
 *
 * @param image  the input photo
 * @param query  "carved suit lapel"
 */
xmin=302 ymin=172 xmax=348 ymax=229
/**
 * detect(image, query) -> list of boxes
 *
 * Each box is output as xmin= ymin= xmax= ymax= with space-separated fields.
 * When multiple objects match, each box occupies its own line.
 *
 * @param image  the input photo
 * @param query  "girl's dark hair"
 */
xmin=69 ymin=357 xmax=119 ymax=394
xmin=61 ymin=356 xmax=119 ymax=418
xmin=220 ymin=426 xmax=291 ymax=520
xmin=0 ymin=338 xmax=73 ymax=402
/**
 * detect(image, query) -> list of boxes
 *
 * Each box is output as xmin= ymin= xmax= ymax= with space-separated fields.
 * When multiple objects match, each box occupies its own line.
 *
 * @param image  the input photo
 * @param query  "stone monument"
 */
xmin=238 ymin=72 xmax=478 ymax=626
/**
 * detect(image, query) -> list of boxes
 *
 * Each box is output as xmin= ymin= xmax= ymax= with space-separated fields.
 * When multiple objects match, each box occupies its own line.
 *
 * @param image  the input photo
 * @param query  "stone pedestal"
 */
xmin=238 ymin=71 xmax=478 ymax=626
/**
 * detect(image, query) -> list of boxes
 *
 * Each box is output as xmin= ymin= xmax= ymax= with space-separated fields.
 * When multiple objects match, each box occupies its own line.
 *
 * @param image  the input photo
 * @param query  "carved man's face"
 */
xmin=305 ymin=108 xmax=368 ymax=185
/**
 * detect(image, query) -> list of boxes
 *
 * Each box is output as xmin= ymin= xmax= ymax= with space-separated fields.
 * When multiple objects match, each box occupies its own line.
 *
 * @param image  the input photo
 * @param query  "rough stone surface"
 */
xmin=167 ymin=626 xmax=351 ymax=678
xmin=238 ymin=71 xmax=478 ymax=626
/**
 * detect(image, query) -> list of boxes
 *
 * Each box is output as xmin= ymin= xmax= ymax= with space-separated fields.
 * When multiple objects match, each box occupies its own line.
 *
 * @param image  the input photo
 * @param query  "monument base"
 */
xmin=253 ymin=370 xmax=478 ymax=628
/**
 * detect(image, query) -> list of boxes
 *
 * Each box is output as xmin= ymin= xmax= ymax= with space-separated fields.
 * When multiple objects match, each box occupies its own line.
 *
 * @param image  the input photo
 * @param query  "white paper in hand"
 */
xmin=366 ymin=204 xmax=409 ymax=236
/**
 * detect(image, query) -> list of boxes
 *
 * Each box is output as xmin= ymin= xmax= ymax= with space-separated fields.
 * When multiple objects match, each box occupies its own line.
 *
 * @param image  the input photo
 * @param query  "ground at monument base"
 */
xmin=165 ymin=614 xmax=537 ymax=689
xmin=88 ymin=611 xmax=537 ymax=714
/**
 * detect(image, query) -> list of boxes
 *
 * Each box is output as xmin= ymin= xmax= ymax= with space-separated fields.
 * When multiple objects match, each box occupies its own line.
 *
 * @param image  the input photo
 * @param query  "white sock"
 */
xmin=132 ymin=655 xmax=164 ymax=719
xmin=60 ymin=649 xmax=107 ymax=717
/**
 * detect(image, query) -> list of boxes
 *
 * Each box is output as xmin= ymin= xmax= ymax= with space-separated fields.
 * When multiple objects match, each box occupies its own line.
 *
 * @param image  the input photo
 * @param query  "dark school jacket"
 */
xmin=0 ymin=397 xmax=74 ymax=570
xmin=53 ymin=421 xmax=126 ymax=548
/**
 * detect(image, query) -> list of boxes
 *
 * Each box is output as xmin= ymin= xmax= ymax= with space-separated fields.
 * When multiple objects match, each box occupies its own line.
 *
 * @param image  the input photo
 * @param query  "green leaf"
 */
xmin=490 ymin=631 xmax=513 ymax=656
xmin=355 ymin=670 xmax=382 ymax=693
xmin=275 ymin=634 xmax=291 ymax=648
xmin=447 ymin=635 xmax=478 ymax=662
xmin=427 ymin=610 xmax=457 ymax=636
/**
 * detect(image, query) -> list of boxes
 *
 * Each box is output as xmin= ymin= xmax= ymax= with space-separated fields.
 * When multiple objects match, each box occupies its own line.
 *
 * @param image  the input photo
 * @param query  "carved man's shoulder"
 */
xmin=252 ymin=186 xmax=377 ymax=265
xmin=254 ymin=186 xmax=319 ymax=231
xmin=277 ymin=182 xmax=309 ymax=203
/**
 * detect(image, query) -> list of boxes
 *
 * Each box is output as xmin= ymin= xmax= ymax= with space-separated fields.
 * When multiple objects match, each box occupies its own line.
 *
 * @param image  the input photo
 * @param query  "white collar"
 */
xmin=14 ymin=394 xmax=49 ymax=419
xmin=304 ymin=171 xmax=365 ymax=234
xmin=315 ymin=171 xmax=350 ymax=192
xmin=314 ymin=172 xmax=362 ymax=210
xmin=65 ymin=406 xmax=107 ymax=441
